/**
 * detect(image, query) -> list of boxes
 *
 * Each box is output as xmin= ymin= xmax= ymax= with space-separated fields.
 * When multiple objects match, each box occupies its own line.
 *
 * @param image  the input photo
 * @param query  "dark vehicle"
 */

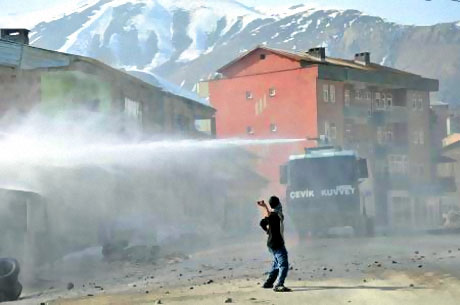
xmin=281 ymin=146 xmax=371 ymax=237
xmin=0 ymin=187 xmax=49 ymax=279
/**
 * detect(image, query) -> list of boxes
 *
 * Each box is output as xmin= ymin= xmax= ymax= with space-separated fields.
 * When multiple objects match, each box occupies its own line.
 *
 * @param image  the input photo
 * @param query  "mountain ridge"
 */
xmin=29 ymin=0 xmax=460 ymax=104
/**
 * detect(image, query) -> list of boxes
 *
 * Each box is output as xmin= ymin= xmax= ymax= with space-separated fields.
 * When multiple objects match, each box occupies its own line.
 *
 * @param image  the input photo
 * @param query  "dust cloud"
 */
xmin=0 ymin=109 xmax=302 ymax=282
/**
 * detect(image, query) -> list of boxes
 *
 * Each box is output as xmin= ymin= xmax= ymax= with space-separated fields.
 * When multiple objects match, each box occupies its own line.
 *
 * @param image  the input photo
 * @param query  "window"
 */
xmin=175 ymin=114 xmax=190 ymax=131
xmin=325 ymin=121 xmax=337 ymax=140
xmin=323 ymin=84 xmax=329 ymax=102
xmin=377 ymin=126 xmax=393 ymax=144
xmin=385 ymin=129 xmax=394 ymax=142
xmin=388 ymin=155 xmax=408 ymax=174
xmin=413 ymin=131 xmax=425 ymax=144
xmin=246 ymin=91 xmax=253 ymax=100
xmin=260 ymin=54 xmax=266 ymax=60
xmin=270 ymin=123 xmax=277 ymax=133
xmin=411 ymin=163 xmax=425 ymax=176
xmin=375 ymin=92 xmax=381 ymax=109
xmin=330 ymin=123 xmax=337 ymax=140
xmin=356 ymin=89 xmax=362 ymax=100
xmin=417 ymin=95 xmax=423 ymax=111
xmin=124 ymin=98 xmax=142 ymax=120
xmin=345 ymin=122 xmax=352 ymax=141
xmin=85 ymin=98 xmax=100 ymax=111
xmin=344 ymin=89 xmax=350 ymax=106
xmin=412 ymin=93 xmax=423 ymax=111
xmin=365 ymin=91 xmax=372 ymax=100
xmin=386 ymin=93 xmax=393 ymax=108
xmin=246 ymin=126 xmax=254 ymax=135
xmin=269 ymin=87 xmax=276 ymax=97
xmin=330 ymin=85 xmax=336 ymax=103
xmin=377 ymin=126 xmax=383 ymax=144
xmin=417 ymin=164 xmax=425 ymax=175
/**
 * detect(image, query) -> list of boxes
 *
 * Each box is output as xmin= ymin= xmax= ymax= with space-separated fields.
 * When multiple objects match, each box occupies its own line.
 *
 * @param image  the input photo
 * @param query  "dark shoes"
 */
xmin=274 ymin=285 xmax=292 ymax=292
xmin=262 ymin=282 xmax=274 ymax=289
xmin=262 ymin=282 xmax=292 ymax=292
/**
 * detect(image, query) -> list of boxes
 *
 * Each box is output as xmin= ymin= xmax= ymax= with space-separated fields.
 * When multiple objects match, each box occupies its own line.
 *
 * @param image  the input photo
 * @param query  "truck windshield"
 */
xmin=289 ymin=156 xmax=356 ymax=190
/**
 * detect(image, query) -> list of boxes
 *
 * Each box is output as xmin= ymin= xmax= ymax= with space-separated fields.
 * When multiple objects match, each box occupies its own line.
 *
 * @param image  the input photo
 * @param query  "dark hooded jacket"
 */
xmin=259 ymin=204 xmax=285 ymax=249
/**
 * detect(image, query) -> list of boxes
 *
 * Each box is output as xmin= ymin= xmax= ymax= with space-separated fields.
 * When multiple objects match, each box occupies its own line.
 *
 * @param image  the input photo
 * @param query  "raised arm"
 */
xmin=257 ymin=200 xmax=271 ymax=217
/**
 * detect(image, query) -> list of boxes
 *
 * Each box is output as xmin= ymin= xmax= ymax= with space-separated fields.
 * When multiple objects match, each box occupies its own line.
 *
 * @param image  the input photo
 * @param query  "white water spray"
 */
xmin=0 ymin=111 xmax=304 ymax=278
xmin=0 ymin=134 xmax=305 ymax=168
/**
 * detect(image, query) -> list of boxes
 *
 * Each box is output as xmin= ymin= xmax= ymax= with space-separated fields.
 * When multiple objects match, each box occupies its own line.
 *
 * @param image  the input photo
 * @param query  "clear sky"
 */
xmin=1 ymin=0 xmax=460 ymax=27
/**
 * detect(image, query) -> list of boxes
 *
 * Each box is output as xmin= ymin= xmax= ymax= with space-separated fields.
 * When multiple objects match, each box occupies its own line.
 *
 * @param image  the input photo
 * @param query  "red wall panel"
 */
xmin=209 ymin=51 xmax=319 ymax=198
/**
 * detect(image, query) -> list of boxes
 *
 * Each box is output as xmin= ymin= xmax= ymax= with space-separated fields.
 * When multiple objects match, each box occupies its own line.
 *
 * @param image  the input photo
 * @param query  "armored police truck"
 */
xmin=280 ymin=146 xmax=372 ymax=237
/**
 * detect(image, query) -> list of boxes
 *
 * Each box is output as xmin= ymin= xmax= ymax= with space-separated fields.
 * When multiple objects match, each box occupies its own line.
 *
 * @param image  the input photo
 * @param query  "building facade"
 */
xmin=203 ymin=45 xmax=446 ymax=231
xmin=0 ymin=29 xmax=215 ymax=138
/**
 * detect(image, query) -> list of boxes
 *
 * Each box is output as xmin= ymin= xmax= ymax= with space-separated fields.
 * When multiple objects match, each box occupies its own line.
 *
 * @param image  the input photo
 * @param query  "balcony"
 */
xmin=343 ymin=105 xmax=369 ymax=121
xmin=369 ymin=106 xmax=408 ymax=126
xmin=437 ymin=177 xmax=457 ymax=193
xmin=374 ymin=143 xmax=409 ymax=157
xmin=374 ymin=170 xmax=410 ymax=190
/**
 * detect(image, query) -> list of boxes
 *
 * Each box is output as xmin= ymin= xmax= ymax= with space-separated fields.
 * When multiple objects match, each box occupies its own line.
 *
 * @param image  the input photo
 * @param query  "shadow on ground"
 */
xmin=290 ymin=285 xmax=426 ymax=292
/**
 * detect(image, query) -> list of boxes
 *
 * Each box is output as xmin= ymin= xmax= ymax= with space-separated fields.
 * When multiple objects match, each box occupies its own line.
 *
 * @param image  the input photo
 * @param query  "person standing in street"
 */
xmin=257 ymin=196 xmax=291 ymax=292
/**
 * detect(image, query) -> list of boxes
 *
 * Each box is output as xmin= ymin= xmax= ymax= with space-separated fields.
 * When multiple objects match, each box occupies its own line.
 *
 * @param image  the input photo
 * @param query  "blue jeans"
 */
xmin=266 ymin=246 xmax=289 ymax=286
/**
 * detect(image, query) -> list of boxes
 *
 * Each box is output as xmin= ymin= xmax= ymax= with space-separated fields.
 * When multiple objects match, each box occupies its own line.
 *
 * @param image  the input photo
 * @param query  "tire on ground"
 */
xmin=0 ymin=258 xmax=22 ymax=301
xmin=0 ymin=258 xmax=20 ymax=286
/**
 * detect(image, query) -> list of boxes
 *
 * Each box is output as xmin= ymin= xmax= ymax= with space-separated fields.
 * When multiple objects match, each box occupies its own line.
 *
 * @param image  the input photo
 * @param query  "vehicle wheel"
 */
xmin=0 ymin=291 xmax=7 ymax=302
xmin=0 ymin=258 xmax=20 ymax=287
xmin=3 ymin=281 xmax=22 ymax=301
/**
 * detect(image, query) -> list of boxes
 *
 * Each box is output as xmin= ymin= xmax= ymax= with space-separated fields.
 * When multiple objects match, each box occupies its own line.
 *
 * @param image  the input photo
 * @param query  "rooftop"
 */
xmin=218 ymin=45 xmax=417 ymax=76
xmin=216 ymin=45 xmax=439 ymax=91
xmin=0 ymin=38 xmax=211 ymax=107
xmin=289 ymin=148 xmax=357 ymax=160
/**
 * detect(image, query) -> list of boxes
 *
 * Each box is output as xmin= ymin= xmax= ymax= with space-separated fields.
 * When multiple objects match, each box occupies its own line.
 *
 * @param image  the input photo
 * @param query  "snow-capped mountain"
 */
xmin=30 ymin=1 xmax=460 ymax=104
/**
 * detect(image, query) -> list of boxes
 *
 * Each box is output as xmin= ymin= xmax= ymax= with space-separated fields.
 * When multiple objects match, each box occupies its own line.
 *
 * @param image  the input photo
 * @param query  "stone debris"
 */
xmin=66 ymin=282 xmax=74 ymax=290
xmin=224 ymin=297 xmax=233 ymax=303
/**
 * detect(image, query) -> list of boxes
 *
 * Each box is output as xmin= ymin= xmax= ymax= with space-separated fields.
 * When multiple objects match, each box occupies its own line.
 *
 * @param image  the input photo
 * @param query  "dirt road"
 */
xmin=50 ymin=271 xmax=460 ymax=305
xmin=14 ymin=234 xmax=460 ymax=305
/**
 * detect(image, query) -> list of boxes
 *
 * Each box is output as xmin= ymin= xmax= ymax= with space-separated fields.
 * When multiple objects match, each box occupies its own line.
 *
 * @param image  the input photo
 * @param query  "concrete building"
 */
xmin=202 ymin=45 xmax=449 ymax=231
xmin=0 ymin=28 xmax=215 ymax=137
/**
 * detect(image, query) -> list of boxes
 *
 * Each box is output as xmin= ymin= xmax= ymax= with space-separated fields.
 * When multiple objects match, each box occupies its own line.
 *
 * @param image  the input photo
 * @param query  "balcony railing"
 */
xmin=437 ymin=176 xmax=457 ymax=193
xmin=344 ymin=105 xmax=408 ymax=124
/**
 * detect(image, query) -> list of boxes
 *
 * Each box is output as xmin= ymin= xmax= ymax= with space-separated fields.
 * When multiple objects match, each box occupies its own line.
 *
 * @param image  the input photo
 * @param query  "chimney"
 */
xmin=0 ymin=28 xmax=30 ymax=45
xmin=354 ymin=52 xmax=371 ymax=65
xmin=307 ymin=47 xmax=326 ymax=61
